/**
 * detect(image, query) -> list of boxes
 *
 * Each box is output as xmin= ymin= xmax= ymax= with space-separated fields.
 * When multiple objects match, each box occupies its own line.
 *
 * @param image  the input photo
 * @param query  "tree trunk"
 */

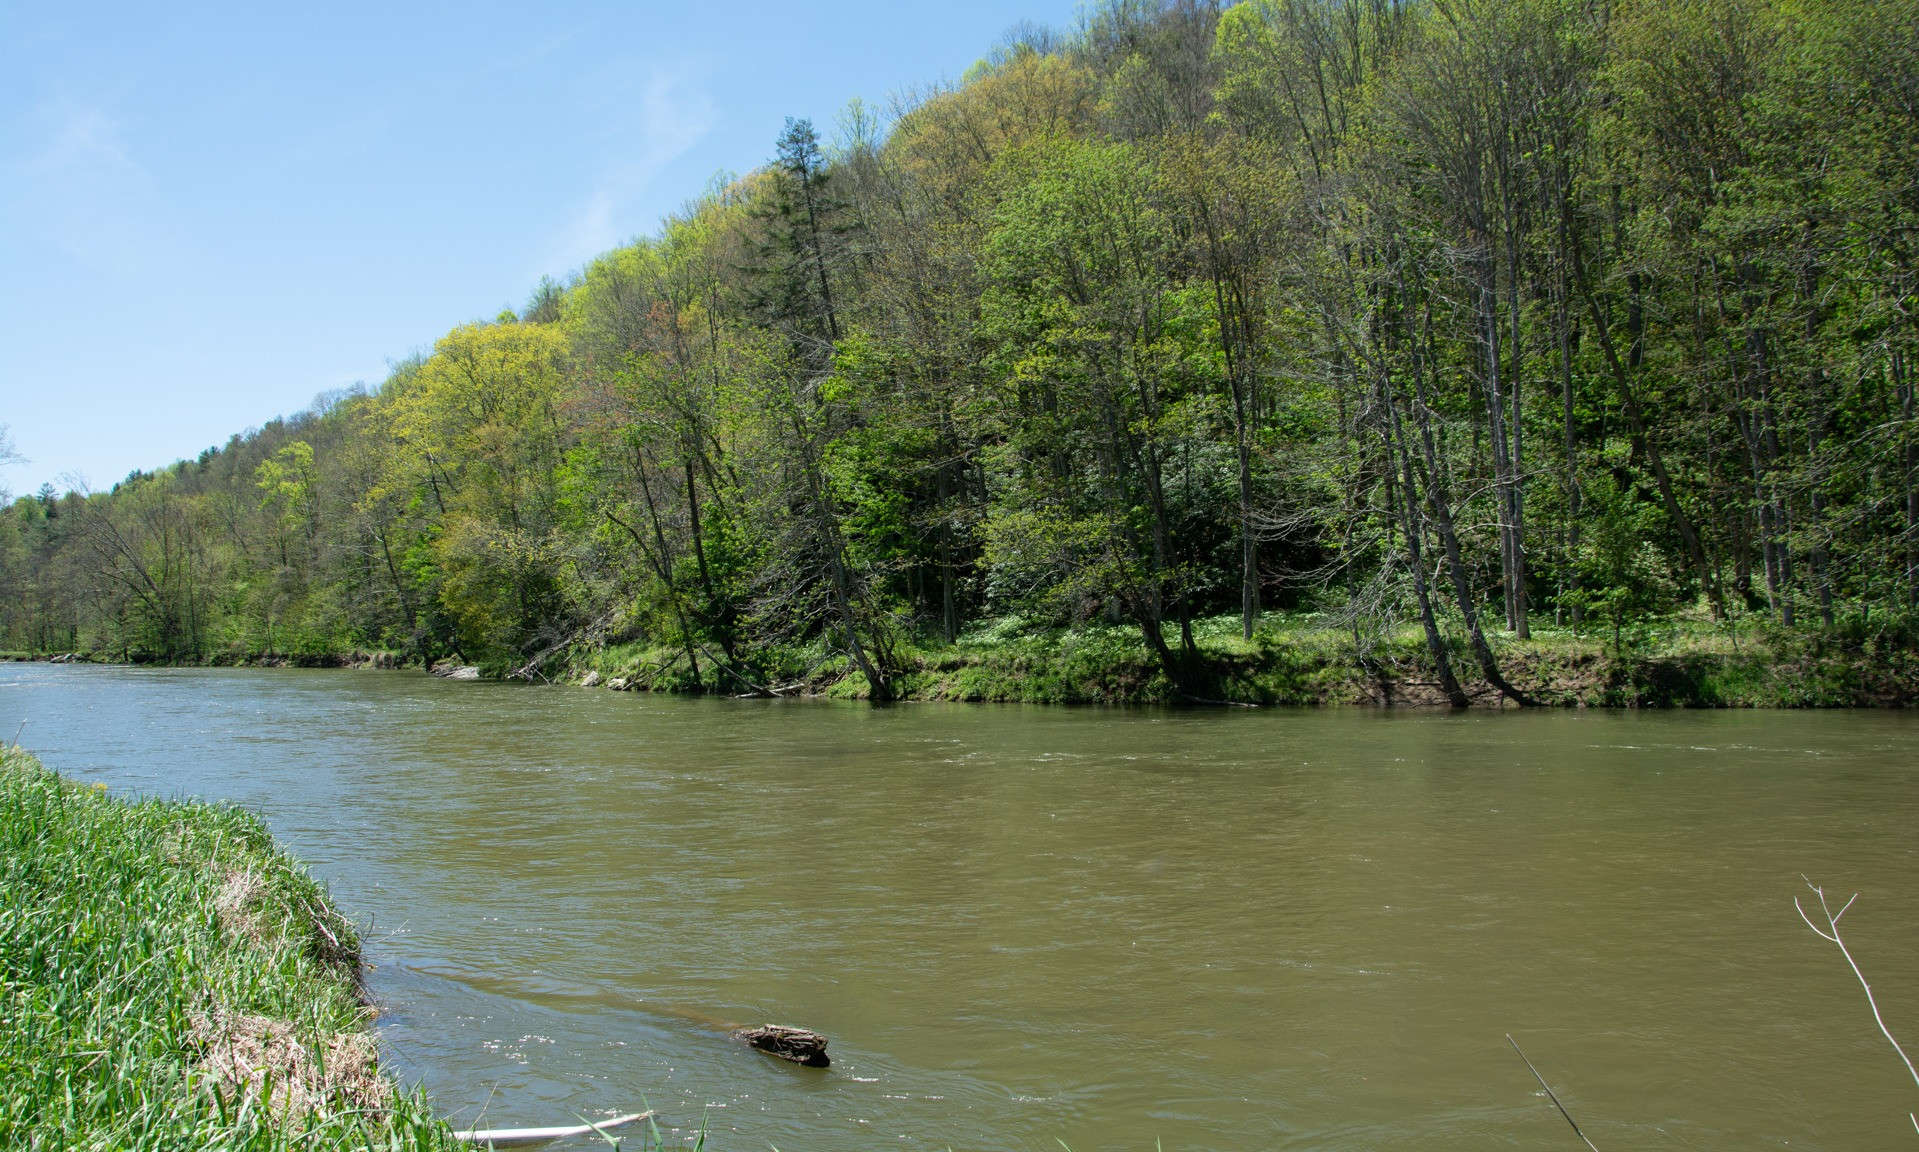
xmin=1900 ymin=349 xmax=1917 ymax=611
xmin=937 ymin=463 xmax=959 ymax=643
xmin=1416 ymin=300 xmax=1534 ymax=707
xmin=1505 ymin=222 xmax=1529 ymax=639
xmin=631 ymin=451 xmax=703 ymax=688
xmin=791 ymin=411 xmax=891 ymax=703
xmin=1475 ymin=247 xmax=1523 ymax=637
xmin=1381 ymin=365 xmax=1469 ymax=708
xmin=1556 ymin=262 xmax=1582 ymax=625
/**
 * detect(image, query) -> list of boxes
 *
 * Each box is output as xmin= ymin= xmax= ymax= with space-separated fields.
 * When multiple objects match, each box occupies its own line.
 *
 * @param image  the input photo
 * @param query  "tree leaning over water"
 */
xmin=1 ymin=0 xmax=1914 ymax=697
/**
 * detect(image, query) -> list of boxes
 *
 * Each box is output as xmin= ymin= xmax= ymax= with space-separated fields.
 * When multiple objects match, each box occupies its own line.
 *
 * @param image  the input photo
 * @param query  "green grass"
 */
xmin=560 ymin=611 xmax=1916 ymax=708
xmin=41 ymin=605 xmax=1899 ymax=709
xmin=0 ymin=746 xmax=461 ymax=1151
xmin=0 ymin=746 xmax=783 ymax=1151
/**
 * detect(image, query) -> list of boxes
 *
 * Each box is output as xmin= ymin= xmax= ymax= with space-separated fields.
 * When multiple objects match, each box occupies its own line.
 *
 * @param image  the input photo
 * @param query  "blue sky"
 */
xmin=0 ymin=0 xmax=1081 ymax=498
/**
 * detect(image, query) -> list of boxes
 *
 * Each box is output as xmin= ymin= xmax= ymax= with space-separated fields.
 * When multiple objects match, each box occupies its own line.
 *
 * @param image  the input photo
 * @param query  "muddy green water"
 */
xmin=4 ymin=665 xmax=1916 ymax=1149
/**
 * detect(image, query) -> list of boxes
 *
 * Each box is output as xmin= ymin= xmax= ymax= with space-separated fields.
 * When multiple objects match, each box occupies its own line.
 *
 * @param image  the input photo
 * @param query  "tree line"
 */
xmin=3 ymin=0 xmax=1914 ymax=703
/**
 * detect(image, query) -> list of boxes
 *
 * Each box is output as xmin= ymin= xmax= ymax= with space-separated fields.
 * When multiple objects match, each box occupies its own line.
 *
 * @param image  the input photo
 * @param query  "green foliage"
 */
xmin=0 ymin=0 xmax=1912 ymax=701
xmin=1564 ymin=470 xmax=1685 ymax=650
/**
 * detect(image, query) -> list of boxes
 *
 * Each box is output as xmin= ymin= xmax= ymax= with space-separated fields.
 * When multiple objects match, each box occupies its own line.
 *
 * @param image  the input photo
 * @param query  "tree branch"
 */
xmin=1797 ymin=876 xmax=1919 ymax=1135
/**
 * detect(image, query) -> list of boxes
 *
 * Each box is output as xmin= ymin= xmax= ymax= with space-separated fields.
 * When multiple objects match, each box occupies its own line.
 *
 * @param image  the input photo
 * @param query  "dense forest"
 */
xmin=3 ymin=0 xmax=1915 ymax=705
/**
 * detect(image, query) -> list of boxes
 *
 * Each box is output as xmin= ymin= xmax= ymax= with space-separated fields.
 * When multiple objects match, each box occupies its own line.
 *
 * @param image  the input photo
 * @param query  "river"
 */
xmin=3 ymin=663 xmax=1915 ymax=1149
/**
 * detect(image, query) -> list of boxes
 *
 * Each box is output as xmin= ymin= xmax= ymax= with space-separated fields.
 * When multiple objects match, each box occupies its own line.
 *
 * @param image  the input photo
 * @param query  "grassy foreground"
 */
xmin=0 ymin=745 xmax=460 ymax=1151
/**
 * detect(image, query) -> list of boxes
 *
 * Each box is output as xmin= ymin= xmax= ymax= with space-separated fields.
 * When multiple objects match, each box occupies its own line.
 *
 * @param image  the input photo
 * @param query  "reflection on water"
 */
xmin=6 ymin=663 xmax=1917 ymax=1151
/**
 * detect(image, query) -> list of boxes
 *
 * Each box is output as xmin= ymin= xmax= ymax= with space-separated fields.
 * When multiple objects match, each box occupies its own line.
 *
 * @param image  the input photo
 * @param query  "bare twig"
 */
xmin=1797 ymin=876 xmax=1919 ymax=1135
xmin=301 ymin=898 xmax=343 ymax=957
xmin=1507 ymin=1033 xmax=1600 ymax=1151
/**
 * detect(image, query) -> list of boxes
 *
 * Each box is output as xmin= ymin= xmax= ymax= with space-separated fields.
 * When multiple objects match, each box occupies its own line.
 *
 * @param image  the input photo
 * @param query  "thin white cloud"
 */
xmin=537 ymin=68 xmax=716 ymax=277
xmin=34 ymin=105 xmax=140 ymax=173
xmin=9 ymin=101 xmax=159 ymax=267
xmin=549 ymin=188 xmax=621 ymax=278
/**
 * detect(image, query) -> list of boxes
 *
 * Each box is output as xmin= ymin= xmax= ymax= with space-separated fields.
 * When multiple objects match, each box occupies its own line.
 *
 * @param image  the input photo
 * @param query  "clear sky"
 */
xmin=0 ymin=0 xmax=1081 ymax=499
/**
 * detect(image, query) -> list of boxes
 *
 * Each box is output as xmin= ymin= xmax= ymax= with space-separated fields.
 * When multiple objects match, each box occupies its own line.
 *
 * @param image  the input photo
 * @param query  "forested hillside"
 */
xmin=4 ymin=0 xmax=1915 ymax=705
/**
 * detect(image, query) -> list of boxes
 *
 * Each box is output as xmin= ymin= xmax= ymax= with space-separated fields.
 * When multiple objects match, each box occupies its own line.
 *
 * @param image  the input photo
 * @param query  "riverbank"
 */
xmin=0 ymin=746 xmax=459 ymax=1149
xmin=0 ymin=649 xmax=406 ymax=670
xmin=569 ymin=614 xmax=1919 ymax=708
xmin=9 ymin=613 xmax=1914 ymax=707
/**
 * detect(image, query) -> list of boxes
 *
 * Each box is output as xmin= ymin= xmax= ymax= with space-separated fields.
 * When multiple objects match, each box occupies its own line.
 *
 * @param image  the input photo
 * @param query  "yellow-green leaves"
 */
xmin=253 ymin=440 xmax=314 ymax=538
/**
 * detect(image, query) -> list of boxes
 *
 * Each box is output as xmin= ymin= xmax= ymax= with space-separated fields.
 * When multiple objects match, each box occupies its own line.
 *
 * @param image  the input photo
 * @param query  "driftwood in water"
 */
xmin=732 ymin=1023 xmax=830 ymax=1067
xmin=455 ymin=1110 xmax=654 ymax=1148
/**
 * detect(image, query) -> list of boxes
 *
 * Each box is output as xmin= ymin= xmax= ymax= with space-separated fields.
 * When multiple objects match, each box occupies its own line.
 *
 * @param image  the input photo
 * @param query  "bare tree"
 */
xmin=0 ymin=424 xmax=21 ymax=502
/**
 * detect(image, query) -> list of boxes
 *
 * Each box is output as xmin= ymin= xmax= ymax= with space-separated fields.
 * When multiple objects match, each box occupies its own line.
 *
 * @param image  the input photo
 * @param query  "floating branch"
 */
xmin=454 ymin=1109 xmax=654 ymax=1148
xmin=1796 ymin=876 xmax=1919 ymax=1136
xmin=1507 ymin=1033 xmax=1599 ymax=1151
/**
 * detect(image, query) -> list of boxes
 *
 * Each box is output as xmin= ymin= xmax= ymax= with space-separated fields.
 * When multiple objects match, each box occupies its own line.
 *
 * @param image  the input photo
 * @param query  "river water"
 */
xmin=3 ymin=663 xmax=1916 ymax=1150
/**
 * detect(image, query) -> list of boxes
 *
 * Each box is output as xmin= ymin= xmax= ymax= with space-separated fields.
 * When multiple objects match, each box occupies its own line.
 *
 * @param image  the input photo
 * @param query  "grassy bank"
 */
xmin=1 ymin=650 xmax=406 ymax=670
xmin=568 ymin=613 xmax=1919 ymax=708
xmin=13 ymin=612 xmax=1913 ymax=708
xmin=0 ymin=746 xmax=459 ymax=1150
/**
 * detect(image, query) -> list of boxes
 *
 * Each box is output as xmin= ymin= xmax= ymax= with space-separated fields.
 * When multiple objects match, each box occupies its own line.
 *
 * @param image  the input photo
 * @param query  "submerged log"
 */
xmin=455 ymin=1110 xmax=653 ymax=1148
xmin=731 ymin=1023 xmax=830 ymax=1067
